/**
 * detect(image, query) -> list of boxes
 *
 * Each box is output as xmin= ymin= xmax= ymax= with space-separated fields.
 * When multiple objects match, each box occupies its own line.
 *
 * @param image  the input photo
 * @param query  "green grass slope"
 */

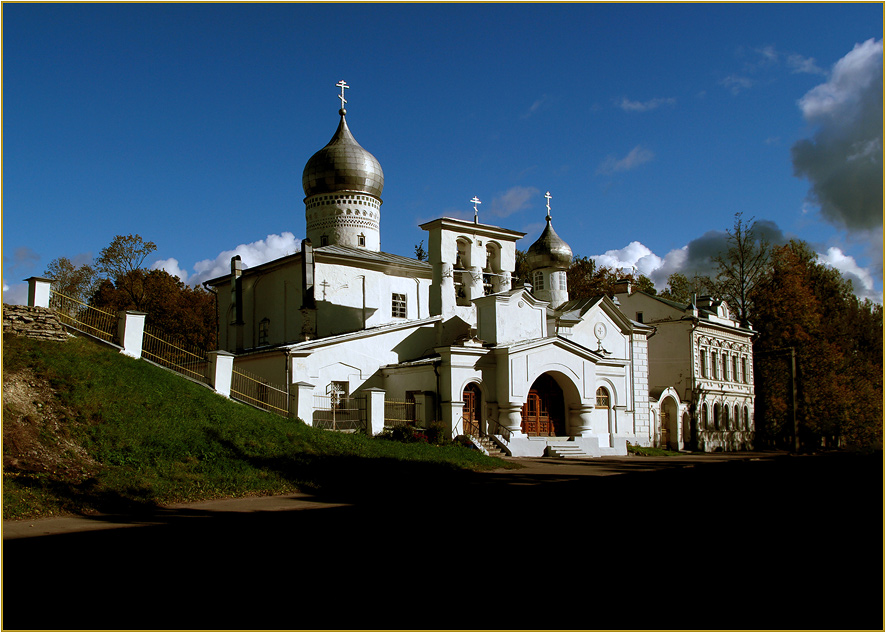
xmin=3 ymin=333 xmax=509 ymax=520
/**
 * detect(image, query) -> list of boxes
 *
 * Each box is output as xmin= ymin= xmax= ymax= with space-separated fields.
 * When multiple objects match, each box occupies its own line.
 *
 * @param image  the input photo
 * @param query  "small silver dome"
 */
xmin=302 ymin=113 xmax=384 ymax=199
xmin=526 ymin=216 xmax=573 ymax=270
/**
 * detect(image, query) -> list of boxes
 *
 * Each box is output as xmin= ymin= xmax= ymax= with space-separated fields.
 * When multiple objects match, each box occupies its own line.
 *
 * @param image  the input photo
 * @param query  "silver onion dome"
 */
xmin=526 ymin=215 xmax=573 ymax=270
xmin=302 ymin=111 xmax=384 ymax=199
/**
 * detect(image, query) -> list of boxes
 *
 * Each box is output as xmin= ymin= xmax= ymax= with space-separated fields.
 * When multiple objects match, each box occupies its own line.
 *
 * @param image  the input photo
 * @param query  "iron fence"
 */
xmin=314 ymin=394 xmax=366 ymax=431
xmin=384 ymin=399 xmax=417 ymax=427
xmin=141 ymin=325 xmax=209 ymax=384
xmin=231 ymin=365 xmax=292 ymax=417
xmin=48 ymin=290 xmax=117 ymax=343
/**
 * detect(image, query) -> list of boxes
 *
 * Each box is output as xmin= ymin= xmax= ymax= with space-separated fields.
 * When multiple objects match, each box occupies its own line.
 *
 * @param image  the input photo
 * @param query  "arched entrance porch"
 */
xmin=521 ymin=373 xmax=566 ymax=437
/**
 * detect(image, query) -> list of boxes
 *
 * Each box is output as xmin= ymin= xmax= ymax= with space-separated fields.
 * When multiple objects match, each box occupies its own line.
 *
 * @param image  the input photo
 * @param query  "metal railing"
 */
xmin=48 ymin=290 xmax=117 ymax=343
xmin=314 ymin=394 xmax=366 ymax=431
xmin=384 ymin=399 xmax=417 ymax=427
xmin=142 ymin=325 xmax=208 ymax=384
xmin=231 ymin=365 xmax=292 ymax=417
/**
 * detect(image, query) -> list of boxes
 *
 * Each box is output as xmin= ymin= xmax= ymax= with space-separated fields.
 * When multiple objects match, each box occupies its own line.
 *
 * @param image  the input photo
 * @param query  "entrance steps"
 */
xmin=475 ymin=436 xmax=509 ymax=458
xmin=545 ymin=441 xmax=591 ymax=459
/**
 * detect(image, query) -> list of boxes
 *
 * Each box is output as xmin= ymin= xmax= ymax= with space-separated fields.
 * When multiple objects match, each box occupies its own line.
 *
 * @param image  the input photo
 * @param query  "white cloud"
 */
xmin=488 ymin=186 xmax=540 ymax=218
xmin=151 ymin=258 xmax=190 ymax=283
xmin=3 ymin=281 xmax=29 ymax=306
xmin=792 ymin=38 xmax=883 ymax=234
xmin=592 ymin=241 xmax=663 ymax=277
xmin=720 ymin=74 xmax=755 ymax=95
xmin=617 ymin=96 xmax=676 ymax=112
xmin=596 ymin=145 xmax=655 ymax=175
xmin=817 ymin=246 xmax=881 ymax=302
xmin=182 ymin=232 xmax=302 ymax=286
xmin=786 ymin=53 xmax=825 ymax=75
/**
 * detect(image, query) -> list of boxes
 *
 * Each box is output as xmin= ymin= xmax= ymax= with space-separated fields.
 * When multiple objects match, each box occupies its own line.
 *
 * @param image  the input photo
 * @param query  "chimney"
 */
xmin=613 ymin=278 xmax=632 ymax=295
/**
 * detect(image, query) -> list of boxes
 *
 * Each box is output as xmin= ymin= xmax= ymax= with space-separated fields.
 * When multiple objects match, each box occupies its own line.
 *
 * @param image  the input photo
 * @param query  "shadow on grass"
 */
xmin=4 ymin=450 xmax=881 ymax=632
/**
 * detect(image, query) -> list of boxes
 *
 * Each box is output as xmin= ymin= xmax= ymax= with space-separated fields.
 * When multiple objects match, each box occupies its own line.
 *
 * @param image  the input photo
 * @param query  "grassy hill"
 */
xmin=2 ymin=332 xmax=511 ymax=520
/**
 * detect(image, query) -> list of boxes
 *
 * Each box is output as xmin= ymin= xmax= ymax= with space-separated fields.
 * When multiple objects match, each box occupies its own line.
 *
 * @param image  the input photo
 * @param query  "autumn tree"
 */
xmin=95 ymin=234 xmax=157 ymax=310
xmin=712 ymin=213 xmax=770 ymax=326
xmin=44 ymin=257 xmax=98 ymax=303
xmin=751 ymin=240 xmax=882 ymax=450
xmin=91 ymin=269 xmax=217 ymax=350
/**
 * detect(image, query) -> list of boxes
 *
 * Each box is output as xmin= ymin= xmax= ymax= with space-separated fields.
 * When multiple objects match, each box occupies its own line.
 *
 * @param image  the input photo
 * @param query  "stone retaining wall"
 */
xmin=2 ymin=304 xmax=69 ymax=342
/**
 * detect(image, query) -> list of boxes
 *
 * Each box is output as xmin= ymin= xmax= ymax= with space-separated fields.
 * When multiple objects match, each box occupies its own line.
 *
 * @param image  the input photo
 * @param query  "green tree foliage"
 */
xmin=659 ymin=272 xmax=716 ymax=304
xmin=566 ymin=256 xmax=655 ymax=300
xmin=751 ymin=240 xmax=882 ymax=450
xmin=712 ymin=213 xmax=770 ymax=326
xmin=414 ymin=240 xmax=428 ymax=262
xmin=44 ymin=257 xmax=98 ymax=303
xmin=91 ymin=269 xmax=217 ymax=350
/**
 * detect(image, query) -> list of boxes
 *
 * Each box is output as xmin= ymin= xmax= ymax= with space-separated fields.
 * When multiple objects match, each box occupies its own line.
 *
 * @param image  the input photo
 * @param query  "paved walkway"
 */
xmin=2 ymin=450 xmax=784 ymax=540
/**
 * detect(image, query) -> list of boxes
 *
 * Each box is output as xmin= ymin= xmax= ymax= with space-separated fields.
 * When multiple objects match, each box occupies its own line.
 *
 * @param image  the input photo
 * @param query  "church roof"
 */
xmin=302 ymin=112 xmax=384 ymax=199
xmin=526 ymin=215 xmax=572 ymax=271
xmin=314 ymin=244 xmax=432 ymax=273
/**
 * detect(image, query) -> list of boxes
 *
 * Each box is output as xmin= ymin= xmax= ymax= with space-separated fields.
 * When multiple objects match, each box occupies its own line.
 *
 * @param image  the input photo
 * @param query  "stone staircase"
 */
xmin=545 ymin=441 xmax=590 ymax=459
xmin=475 ymin=436 xmax=509 ymax=458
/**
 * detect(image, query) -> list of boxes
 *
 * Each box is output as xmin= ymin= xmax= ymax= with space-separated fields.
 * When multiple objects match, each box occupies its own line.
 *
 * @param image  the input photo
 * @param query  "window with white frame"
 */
xmin=392 ymin=293 xmax=407 ymax=318
xmin=533 ymin=270 xmax=544 ymax=293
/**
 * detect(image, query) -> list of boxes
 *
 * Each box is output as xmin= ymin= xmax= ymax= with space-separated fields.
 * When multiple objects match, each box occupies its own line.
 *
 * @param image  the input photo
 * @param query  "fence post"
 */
xmin=207 ymin=350 xmax=235 ymax=397
xmin=292 ymin=381 xmax=315 ymax=424
xmin=118 ymin=311 xmax=147 ymax=359
xmin=26 ymin=277 xmax=53 ymax=308
xmin=362 ymin=387 xmax=386 ymax=436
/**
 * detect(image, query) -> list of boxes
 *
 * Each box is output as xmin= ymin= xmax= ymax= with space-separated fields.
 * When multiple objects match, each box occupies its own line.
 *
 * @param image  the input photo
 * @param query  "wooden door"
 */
xmin=462 ymin=383 xmax=481 ymax=436
xmin=521 ymin=374 xmax=565 ymax=437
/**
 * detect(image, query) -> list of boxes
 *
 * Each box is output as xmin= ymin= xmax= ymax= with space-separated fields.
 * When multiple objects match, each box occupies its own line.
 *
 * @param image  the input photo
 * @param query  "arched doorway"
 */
xmin=521 ymin=374 xmax=566 ymax=437
xmin=660 ymin=397 xmax=679 ymax=450
xmin=462 ymin=383 xmax=482 ymax=437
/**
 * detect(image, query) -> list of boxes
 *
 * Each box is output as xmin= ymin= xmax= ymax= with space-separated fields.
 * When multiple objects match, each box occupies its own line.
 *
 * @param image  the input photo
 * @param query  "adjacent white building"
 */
xmin=613 ymin=283 xmax=756 ymax=451
xmin=205 ymin=87 xmax=660 ymax=457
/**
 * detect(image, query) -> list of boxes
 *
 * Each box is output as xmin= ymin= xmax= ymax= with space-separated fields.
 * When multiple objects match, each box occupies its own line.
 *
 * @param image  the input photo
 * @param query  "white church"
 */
xmin=205 ymin=83 xmax=670 ymax=457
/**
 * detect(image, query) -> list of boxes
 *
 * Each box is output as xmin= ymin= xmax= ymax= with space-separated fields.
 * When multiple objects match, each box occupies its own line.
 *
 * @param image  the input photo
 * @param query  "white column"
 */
xmin=363 ymin=387 xmax=386 ymax=436
xmin=26 ymin=277 xmax=53 ymax=308
xmin=206 ymin=351 xmax=235 ymax=397
xmin=293 ymin=381 xmax=316 ymax=425
xmin=118 ymin=311 xmax=147 ymax=359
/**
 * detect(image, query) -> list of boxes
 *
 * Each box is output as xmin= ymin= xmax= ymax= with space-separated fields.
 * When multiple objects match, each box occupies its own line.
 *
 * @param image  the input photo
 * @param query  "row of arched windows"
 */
xmin=700 ymin=402 xmax=751 ymax=431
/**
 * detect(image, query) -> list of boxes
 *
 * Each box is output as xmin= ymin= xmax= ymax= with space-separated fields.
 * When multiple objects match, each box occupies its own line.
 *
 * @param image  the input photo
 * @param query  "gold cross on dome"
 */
xmin=545 ymin=191 xmax=552 ymax=217
xmin=336 ymin=80 xmax=349 ymax=109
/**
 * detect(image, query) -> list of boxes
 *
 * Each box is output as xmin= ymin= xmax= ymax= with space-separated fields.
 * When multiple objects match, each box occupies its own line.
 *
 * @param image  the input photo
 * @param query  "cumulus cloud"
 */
xmin=151 ymin=258 xmax=191 ymax=283
xmin=161 ymin=232 xmax=302 ymax=287
xmin=488 ymin=186 xmax=540 ymax=218
xmin=596 ymin=145 xmax=655 ymax=175
xmin=817 ymin=246 xmax=881 ymax=302
xmin=791 ymin=38 xmax=883 ymax=233
xmin=617 ymin=96 xmax=676 ymax=112
xmin=592 ymin=220 xmax=792 ymax=290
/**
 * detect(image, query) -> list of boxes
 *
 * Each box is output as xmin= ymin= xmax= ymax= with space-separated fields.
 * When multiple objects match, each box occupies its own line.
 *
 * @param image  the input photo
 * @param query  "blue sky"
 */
xmin=3 ymin=2 xmax=883 ymax=304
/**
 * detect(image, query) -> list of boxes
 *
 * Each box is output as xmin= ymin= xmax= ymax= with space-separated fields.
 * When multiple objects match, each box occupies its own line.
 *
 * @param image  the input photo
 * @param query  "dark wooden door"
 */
xmin=521 ymin=374 xmax=565 ymax=436
xmin=462 ymin=383 xmax=481 ymax=436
